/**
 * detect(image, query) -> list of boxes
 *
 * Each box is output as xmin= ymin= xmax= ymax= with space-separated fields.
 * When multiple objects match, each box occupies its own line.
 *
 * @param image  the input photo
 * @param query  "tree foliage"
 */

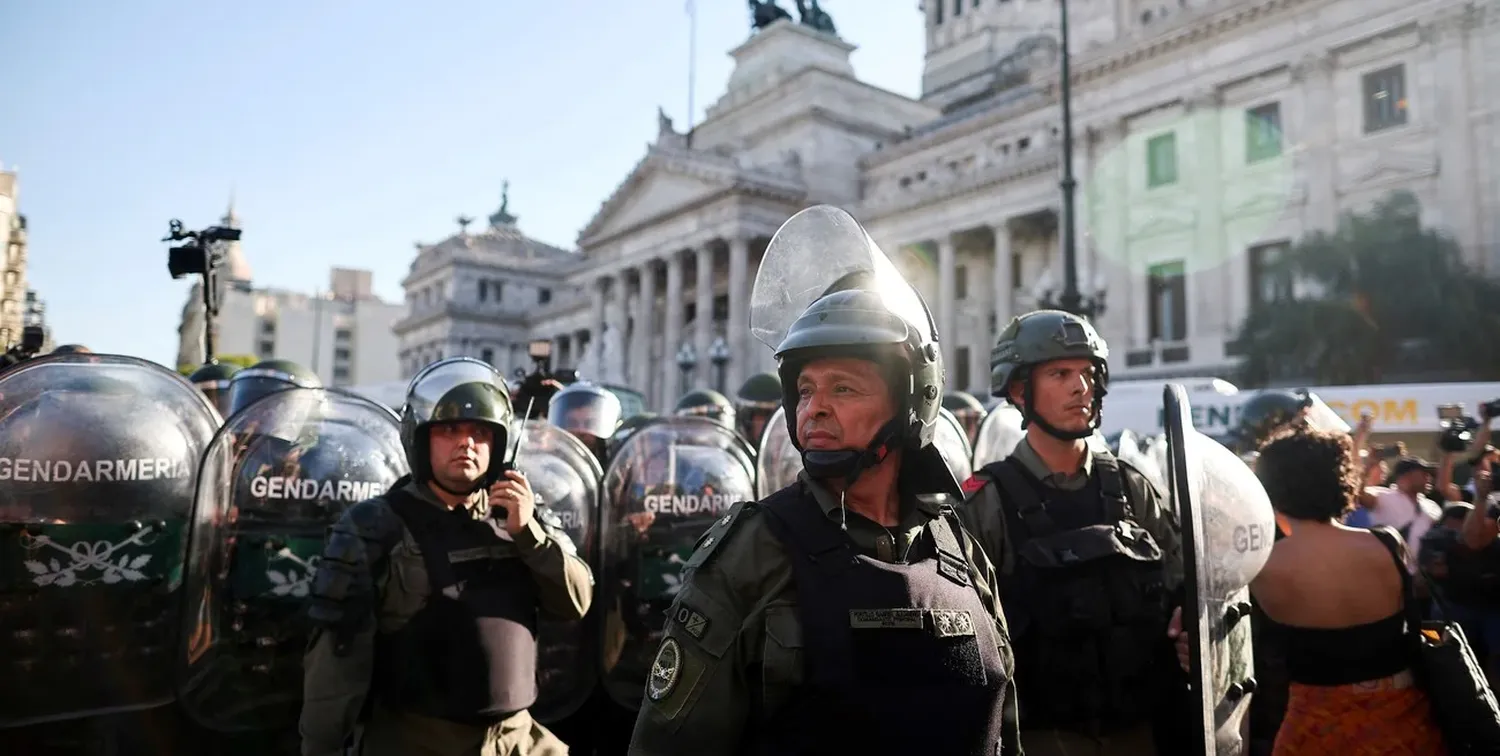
xmin=1233 ymin=191 xmax=1500 ymax=387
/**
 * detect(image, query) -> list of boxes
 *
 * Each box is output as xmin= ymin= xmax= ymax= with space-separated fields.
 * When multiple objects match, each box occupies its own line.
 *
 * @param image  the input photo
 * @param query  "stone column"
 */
xmin=606 ymin=271 xmax=628 ymax=383
xmin=1189 ymin=87 xmax=1224 ymax=340
xmin=663 ymin=251 xmax=685 ymax=408
xmin=727 ymin=236 xmax=750 ymax=392
xmin=694 ymin=245 xmax=714 ymax=391
xmin=970 ymin=239 xmax=993 ymax=393
xmin=992 ymin=221 xmax=1013 ymax=327
xmin=1293 ymin=52 xmax=1338 ymax=233
xmin=588 ymin=276 xmax=606 ymax=372
xmin=936 ymin=234 xmax=957 ymax=372
xmin=633 ymin=261 xmax=657 ymax=405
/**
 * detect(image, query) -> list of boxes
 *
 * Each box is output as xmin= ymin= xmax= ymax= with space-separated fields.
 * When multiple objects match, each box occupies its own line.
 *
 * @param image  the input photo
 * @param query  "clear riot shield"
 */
xmin=1164 ymin=384 xmax=1277 ymax=755
xmin=598 ymin=416 xmax=756 ymax=710
xmin=972 ymin=402 xmax=1027 ymax=468
xmin=0 ymin=354 xmax=220 ymax=729
xmin=755 ymin=406 xmax=800 ymax=499
xmin=935 ymin=407 xmax=975 ymax=483
xmin=514 ymin=419 xmax=603 ymax=724
xmin=177 ymin=387 xmax=408 ymax=734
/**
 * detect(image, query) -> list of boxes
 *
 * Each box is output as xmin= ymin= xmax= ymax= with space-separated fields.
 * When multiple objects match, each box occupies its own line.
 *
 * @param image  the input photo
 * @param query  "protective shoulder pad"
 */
xmin=683 ymin=500 xmax=757 ymax=574
xmin=338 ymin=496 xmax=409 ymax=550
xmin=306 ymin=496 xmax=407 ymax=629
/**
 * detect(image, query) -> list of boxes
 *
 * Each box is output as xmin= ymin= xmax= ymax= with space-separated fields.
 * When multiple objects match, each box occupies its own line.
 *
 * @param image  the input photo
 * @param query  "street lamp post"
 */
xmin=1039 ymin=0 xmax=1107 ymax=320
xmin=676 ymin=342 xmax=698 ymax=397
xmin=708 ymin=335 xmax=731 ymax=394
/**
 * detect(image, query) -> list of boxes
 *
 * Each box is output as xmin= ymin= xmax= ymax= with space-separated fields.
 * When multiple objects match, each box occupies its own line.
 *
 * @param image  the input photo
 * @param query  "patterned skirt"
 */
xmin=1272 ymin=671 xmax=1448 ymax=755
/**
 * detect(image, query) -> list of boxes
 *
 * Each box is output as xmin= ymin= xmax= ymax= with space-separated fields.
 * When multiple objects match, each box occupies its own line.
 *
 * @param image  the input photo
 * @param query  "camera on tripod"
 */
xmin=1438 ymin=403 xmax=1483 ymax=453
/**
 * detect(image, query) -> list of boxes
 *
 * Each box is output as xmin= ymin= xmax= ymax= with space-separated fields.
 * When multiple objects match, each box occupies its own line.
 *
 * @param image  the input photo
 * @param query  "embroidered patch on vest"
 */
xmin=930 ymin=609 xmax=975 ymax=638
xmin=670 ymin=602 xmax=710 ymax=640
xmin=646 ymin=638 xmax=682 ymax=701
xmin=849 ymin=608 xmax=925 ymax=630
xmin=961 ymin=475 xmax=986 ymax=494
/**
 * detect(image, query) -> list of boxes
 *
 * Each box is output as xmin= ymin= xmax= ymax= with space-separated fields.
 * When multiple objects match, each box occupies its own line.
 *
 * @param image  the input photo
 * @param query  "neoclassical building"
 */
xmin=398 ymin=0 xmax=1498 ymax=409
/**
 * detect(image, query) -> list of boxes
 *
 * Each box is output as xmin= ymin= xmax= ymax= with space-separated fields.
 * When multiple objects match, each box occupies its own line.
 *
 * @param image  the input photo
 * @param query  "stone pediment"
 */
xmin=578 ymin=146 xmax=804 ymax=246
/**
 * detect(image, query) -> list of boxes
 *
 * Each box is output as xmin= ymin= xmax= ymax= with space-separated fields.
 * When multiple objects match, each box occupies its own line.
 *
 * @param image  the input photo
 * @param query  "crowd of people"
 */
xmin=3 ymin=205 xmax=1496 ymax=755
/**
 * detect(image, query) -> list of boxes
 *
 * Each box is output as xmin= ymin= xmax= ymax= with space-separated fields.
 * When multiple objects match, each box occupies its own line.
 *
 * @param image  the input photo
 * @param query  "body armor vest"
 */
xmin=982 ymin=454 xmax=1170 ymax=734
xmin=375 ymin=489 xmax=539 ymax=723
xmin=752 ymin=484 xmax=1011 ymax=756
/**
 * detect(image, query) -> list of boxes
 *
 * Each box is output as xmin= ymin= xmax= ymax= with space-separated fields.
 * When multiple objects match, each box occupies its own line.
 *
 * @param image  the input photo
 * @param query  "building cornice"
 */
xmin=860 ymin=146 xmax=1060 ymax=221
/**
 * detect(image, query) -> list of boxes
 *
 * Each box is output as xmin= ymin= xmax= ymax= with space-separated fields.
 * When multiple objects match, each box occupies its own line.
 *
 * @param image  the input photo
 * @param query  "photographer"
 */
xmin=1432 ymin=454 xmax=1500 ymax=687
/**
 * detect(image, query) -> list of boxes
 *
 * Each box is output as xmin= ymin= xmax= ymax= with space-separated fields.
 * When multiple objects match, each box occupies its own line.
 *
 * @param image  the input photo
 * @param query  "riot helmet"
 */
xmin=734 ymin=372 xmax=782 ymax=443
xmin=943 ymin=390 xmax=987 ymax=447
xmin=1228 ymin=388 xmax=1349 ymax=455
xmin=188 ymin=360 xmax=240 ymax=418
xmin=401 ymin=357 xmax=514 ymax=495
xmin=674 ymin=389 xmax=736 ymax=431
xmin=990 ymin=310 xmax=1110 ymax=441
xmin=750 ymin=206 xmax=948 ymax=491
xmin=226 ymin=359 xmax=321 ymax=418
xmin=51 ymin=344 xmax=91 ymax=354
xmin=548 ymin=382 xmax=623 ymax=460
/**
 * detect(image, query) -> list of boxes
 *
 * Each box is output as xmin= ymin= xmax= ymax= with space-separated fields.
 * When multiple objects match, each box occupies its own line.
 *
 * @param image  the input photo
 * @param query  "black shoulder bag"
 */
xmin=1372 ymin=526 xmax=1500 ymax=754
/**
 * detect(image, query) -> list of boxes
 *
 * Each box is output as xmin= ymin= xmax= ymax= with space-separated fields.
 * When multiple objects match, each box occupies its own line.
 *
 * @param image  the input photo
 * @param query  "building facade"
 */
xmin=176 ymin=204 xmax=404 ymax=387
xmin=394 ymin=189 xmax=593 ymax=382
xmin=0 ymin=166 xmax=30 ymax=349
xmin=404 ymin=0 xmax=1498 ymax=407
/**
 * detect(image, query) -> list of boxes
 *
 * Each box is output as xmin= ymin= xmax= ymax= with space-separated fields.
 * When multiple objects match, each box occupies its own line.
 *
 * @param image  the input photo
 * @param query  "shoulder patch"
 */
xmin=683 ymin=500 xmax=754 ymax=573
xmin=646 ymin=637 xmax=683 ymax=702
xmin=961 ymin=474 xmax=987 ymax=495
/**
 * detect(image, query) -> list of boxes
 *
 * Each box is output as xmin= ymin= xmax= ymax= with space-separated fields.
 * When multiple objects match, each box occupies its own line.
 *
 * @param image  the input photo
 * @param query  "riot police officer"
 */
xmin=187 ymin=360 xmax=241 ymax=418
xmin=226 ymin=358 xmax=322 ymax=418
xmin=732 ymin=372 xmax=781 ymax=445
xmin=629 ymin=205 xmax=1020 ymax=755
xmin=959 ymin=310 xmax=1184 ymax=756
xmin=548 ymin=381 xmax=624 ymax=464
xmin=300 ymin=358 xmax=594 ymax=756
xmin=672 ymin=389 xmax=736 ymax=433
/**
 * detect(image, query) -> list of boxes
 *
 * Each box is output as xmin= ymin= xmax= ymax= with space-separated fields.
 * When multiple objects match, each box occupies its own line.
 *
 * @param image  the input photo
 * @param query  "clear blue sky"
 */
xmin=0 ymin=1 xmax=926 ymax=368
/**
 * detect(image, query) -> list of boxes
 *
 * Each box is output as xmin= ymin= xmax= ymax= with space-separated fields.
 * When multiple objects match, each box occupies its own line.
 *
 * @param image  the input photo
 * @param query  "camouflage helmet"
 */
xmin=401 ymin=357 xmax=514 ymax=490
xmin=225 ymin=358 xmax=322 ymax=417
xmin=51 ymin=344 xmax=91 ymax=354
xmin=735 ymin=372 xmax=782 ymax=407
xmin=674 ymin=388 xmax=736 ymax=430
xmin=775 ymin=279 xmax=944 ymax=450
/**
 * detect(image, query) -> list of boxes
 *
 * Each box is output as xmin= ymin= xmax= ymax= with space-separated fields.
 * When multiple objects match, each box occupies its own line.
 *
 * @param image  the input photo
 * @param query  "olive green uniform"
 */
xmin=300 ymin=480 xmax=594 ymax=756
xmin=960 ymin=438 xmax=1183 ymax=756
xmin=628 ymin=472 xmax=1022 ymax=755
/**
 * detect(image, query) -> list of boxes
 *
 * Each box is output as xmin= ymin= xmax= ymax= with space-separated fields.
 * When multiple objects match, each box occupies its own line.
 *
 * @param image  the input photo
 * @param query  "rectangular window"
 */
xmin=334 ymin=328 xmax=351 ymax=342
xmin=1147 ymin=261 xmax=1187 ymax=342
xmin=1245 ymin=102 xmax=1282 ymax=163
xmin=954 ymin=265 xmax=969 ymax=300
xmin=334 ymin=347 xmax=351 ymax=361
xmin=1247 ymin=242 xmax=1293 ymax=312
xmin=259 ymin=319 xmax=276 ymax=335
xmin=478 ymin=280 xmax=488 ymax=302
xmin=1363 ymin=64 xmax=1408 ymax=133
xmin=538 ymin=288 xmax=552 ymax=305
xmin=333 ymin=366 xmax=350 ymax=383
xmin=481 ymin=347 xmax=495 ymax=364
xmin=257 ymin=339 xmax=275 ymax=356
xmin=954 ymin=347 xmax=971 ymax=391
xmin=1146 ymin=133 xmax=1178 ymax=187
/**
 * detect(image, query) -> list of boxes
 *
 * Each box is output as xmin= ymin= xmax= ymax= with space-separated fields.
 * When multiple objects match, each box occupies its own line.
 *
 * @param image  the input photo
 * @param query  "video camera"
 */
xmin=1438 ymin=403 xmax=1484 ymax=453
xmin=0 ymin=325 xmax=48 ymax=371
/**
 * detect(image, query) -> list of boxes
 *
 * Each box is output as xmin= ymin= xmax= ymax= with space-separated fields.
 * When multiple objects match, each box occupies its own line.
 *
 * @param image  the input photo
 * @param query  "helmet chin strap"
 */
xmin=801 ymin=418 xmax=903 ymax=531
xmin=1018 ymin=381 xmax=1099 ymax=442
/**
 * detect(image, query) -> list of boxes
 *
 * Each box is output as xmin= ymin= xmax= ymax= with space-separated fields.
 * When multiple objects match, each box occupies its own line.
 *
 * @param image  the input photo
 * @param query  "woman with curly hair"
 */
xmin=1249 ymin=426 xmax=1447 ymax=755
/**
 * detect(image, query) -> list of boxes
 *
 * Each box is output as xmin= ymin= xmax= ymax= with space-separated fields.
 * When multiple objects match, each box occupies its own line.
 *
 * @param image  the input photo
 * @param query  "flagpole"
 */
xmin=686 ymin=0 xmax=697 ymax=139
